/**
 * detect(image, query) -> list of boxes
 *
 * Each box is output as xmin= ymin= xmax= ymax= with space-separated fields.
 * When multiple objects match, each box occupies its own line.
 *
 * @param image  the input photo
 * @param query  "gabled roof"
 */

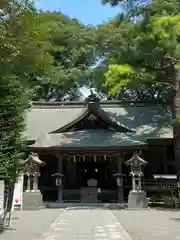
xmin=25 ymin=99 xmax=173 ymax=141
xmin=51 ymin=98 xmax=133 ymax=133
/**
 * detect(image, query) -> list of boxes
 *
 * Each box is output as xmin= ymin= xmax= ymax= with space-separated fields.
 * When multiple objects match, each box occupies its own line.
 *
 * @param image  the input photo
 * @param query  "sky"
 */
xmin=35 ymin=0 xmax=121 ymax=25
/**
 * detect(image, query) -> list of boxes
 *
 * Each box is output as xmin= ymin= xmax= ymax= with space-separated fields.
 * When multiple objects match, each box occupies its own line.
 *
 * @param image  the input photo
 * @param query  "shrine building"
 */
xmin=24 ymin=94 xmax=174 ymax=203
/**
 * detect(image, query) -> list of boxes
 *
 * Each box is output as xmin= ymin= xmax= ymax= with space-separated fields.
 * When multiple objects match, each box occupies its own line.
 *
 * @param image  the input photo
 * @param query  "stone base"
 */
xmin=81 ymin=187 xmax=98 ymax=203
xmin=0 ymin=210 xmax=4 ymax=233
xmin=127 ymin=190 xmax=148 ymax=209
xmin=23 ymin=191 xmax=43 ymax=210
xmin=56 ymin=200 xmax=63 ymax=203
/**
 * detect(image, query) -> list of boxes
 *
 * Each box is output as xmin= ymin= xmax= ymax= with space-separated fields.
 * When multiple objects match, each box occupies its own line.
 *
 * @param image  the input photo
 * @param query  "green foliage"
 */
xmin=0 ymin=76 xmax=27 ymax=182
xmin=100 ymin=0 xmax=180 ymax=101
xmin=105 ymin=64 xmax=134 ymax=95
xmin=0 ymin=0 xmax=40 ymax=184
xmin=105 ymin=63 xmax=156 ymax=96
xmin=102 ymin=0 xmax=122 ymax=6
xmin=26 ymin=11 xmax=98 ymax=101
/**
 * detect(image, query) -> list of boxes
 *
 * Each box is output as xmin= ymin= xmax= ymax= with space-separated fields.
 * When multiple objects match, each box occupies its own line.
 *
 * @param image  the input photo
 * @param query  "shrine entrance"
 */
xmin=63 ymin=154 xmax=118 ymax=203
xmin=39 ymin=153 xmax=123 ymax=203
xmin=76 ymin=156 xmax=116 ymax=189
xmin=63 ymin=155 xmax=117 ymax=190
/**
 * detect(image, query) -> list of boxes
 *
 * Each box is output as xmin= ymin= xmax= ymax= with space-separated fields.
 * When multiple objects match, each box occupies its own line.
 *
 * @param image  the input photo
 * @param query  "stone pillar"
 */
xmin=117 ymin=156 xmax=123 ymax=202
xmin=57 ymin=185 xmax=63 ymax=202
xmin=56 ymin=153 xmax=63 ymax=202
xmin=32 ymin=174 xmax=38 ymax=192
xmin=132 ymin=174 xmax=136 ymax=191
xmin=25 ymin=174 xmax=31 ymax=192
xmin=139 ymin=175 xmax=142 ymax=191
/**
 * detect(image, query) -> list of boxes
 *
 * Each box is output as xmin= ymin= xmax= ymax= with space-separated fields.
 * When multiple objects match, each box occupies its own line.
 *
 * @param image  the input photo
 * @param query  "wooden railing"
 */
xmin=99 ymin=189 xmax=117 ymax=203
xmin=63 ymin=190 xmax=81 ymax=202
xmin=63 ymin=189 xmax=117 ymax=202
xmin=124 ymin=179 xmax=177 ymax=190
xmin=41 ymin=179 xmax=177 ymax=202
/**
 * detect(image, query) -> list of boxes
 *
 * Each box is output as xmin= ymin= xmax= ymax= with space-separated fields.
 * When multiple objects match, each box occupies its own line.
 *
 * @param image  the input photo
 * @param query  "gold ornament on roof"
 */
xmin=87 ymin=113 xmax=98 ymax=120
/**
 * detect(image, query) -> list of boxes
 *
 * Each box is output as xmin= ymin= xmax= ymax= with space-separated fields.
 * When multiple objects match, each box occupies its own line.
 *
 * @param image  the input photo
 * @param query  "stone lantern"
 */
xmin=23 ymin=152 xmax=45 ymax=210
xmin=125 ymin=151 xmax=148 ymax=209
xmin=52 ymin=172 xmax=64 ymax=202
xmin=113 ymin=173 xmax=125 ymax=202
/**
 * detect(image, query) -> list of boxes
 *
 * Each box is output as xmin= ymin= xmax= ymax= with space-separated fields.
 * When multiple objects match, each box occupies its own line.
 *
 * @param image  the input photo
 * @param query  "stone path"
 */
xmin=38 ymin=207 xmax=132 ymax=240
xmin=112 ymin=209 xmax=180 ymax=240
xmin=1 ymin=208 xmax=64 ymax=240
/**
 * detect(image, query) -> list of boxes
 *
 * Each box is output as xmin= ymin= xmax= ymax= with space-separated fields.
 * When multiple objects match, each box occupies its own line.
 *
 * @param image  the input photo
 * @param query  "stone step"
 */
xmin=44 ymin=202 xmax=127 ymax=209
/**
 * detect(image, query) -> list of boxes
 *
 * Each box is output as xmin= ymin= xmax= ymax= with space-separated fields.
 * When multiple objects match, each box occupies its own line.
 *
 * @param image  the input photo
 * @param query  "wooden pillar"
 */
xmin=117 ymin=155 xmax=124 ymax=202
xmin=66 ymin=155 xmax=77 ymax=187
xmin=56 ymin=153 xmax=63 ymax=202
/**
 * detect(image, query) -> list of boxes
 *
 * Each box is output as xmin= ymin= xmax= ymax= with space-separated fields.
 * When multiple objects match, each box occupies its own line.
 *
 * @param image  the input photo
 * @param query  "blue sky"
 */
xmin=35 ymin=0 xmax=121 ymax=25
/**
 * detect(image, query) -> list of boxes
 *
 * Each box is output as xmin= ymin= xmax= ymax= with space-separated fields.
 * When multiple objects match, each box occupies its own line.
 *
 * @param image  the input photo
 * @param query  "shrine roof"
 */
xmin=25 ymin=99 xmax=173 ymax=143
xmin=29 ymin=130 xmax=146 ymax=149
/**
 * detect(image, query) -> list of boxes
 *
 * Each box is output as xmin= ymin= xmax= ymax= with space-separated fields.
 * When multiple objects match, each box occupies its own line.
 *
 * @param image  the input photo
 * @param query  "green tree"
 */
xmin=96 ymin=0 xmax=180 ymax=101
xmin=104 ymin=1 xmax=180 ymax=183
xmin=0 ymin=0 xmax=34 ymax=179
xmin=28 ymin=11 xmax=98 ymax=101
xmin=0 ymin=0 xmax=56 ymax=222
xmin=102 ymin=0 xmax=122 ymax=5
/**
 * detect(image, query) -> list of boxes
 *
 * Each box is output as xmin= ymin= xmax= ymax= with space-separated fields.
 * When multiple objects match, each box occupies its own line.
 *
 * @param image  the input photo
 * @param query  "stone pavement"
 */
xmin=1 ymin=208 xmax=64 ymax=240
xmin=38 ymin=207 xmax=132 ymax=240
xmin=112 ymin=208 xmax=180 ymax=240
xmin=2 ymin=207 xmax=180 ymax=240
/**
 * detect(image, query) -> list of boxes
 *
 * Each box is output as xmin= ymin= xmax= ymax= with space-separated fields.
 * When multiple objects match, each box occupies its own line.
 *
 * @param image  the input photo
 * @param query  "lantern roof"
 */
xmin=25 ymin=152 xmax=45 ymax=166
xmin=52 ymin=172 xmax=64 ymax=177
xmin=125 ymin=152 xmax=147 ymax=166
xmin=113 ymin=173 xmax=125 ymax=177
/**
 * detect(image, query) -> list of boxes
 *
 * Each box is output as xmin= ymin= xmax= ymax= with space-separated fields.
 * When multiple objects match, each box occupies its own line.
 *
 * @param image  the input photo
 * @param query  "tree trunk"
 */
xmin=172 ymin=67 xmax=180 ymax=187
xmin=4 ymin=183 xmax=15 ymax=228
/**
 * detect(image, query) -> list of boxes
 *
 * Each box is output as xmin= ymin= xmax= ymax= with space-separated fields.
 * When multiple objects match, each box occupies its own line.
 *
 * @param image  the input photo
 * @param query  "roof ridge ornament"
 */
xmin=85 ymin=90 xmax=100 ymax=105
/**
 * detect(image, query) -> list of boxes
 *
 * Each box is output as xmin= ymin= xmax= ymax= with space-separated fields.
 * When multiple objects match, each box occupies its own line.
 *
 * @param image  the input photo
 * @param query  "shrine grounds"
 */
xmin=2 ymin=207 xmax=180 ymax=240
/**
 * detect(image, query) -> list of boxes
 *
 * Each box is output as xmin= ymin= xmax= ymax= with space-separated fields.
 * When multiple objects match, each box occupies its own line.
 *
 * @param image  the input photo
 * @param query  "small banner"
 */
xmin=12 ymin=174 xmax=24 ymax=211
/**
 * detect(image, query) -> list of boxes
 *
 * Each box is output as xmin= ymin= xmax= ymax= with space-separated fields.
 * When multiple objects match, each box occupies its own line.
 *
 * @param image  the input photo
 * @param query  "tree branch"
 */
xmin=153 ymin=82 xmax=177 ymax=91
